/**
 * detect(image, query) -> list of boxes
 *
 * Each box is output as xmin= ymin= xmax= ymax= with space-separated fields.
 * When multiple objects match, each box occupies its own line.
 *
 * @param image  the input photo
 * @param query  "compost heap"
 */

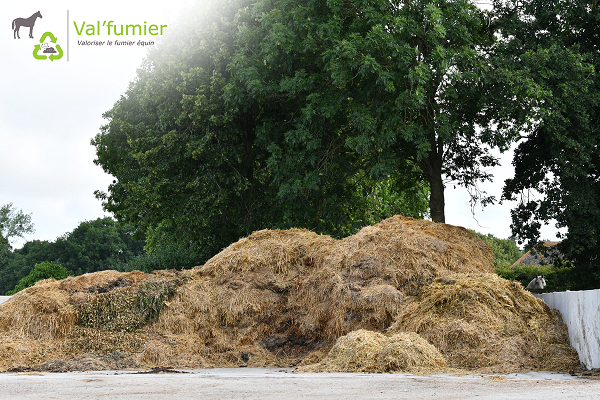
xmin=0 ymin=216 xmax=580 ymax=373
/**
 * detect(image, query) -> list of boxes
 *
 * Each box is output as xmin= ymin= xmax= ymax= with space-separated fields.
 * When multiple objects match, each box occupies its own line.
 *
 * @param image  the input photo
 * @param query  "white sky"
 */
xmin=1 ymin=1 xmax=563 ymax=249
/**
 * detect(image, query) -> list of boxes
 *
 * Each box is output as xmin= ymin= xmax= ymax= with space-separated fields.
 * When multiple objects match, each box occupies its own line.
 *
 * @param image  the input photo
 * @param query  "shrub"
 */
xmin=7 ymin=261 xmax=72 ymax=294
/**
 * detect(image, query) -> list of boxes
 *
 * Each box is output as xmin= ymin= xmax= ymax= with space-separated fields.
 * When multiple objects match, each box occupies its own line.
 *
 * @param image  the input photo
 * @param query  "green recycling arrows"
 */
xmin=32 ymin=44 xmax=46 ymax=60
xmin=49 ymin=45 xmax=63 ymax=61
xmin=33 ymin=31 xmax=63 ymax=62
xmin=39 ymin=32 xmax=58 ymax=43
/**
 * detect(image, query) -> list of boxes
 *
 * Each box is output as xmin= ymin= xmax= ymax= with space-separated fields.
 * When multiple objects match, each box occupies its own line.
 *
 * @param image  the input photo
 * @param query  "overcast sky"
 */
xmin=1 ymin=1 xmax=563 ymax=249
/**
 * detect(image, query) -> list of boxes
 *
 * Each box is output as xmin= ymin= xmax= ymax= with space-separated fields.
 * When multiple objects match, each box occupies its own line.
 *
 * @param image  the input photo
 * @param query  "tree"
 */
xmin=227 ymin=0 xmax=512 ymax=223
xmin=0 ymin=203 xmax=35 ymax=293
xmin=470 ymin=230 xmax=523 ymax=270
xmin=0 ymin=240 xmax=57 ymax=295
xmin=94 ymin=0 xmax=276 ymax=258
xmin=54 ymin=217 xmax=146 ymax=274
xmin=93 ymin=0 xmax=515 ymax=260
xmin=0 ymin=217 xmax=146 ymax=294
xmin=7 ymin=261 xmax=72 ymax=295
xmin=0 ymin=203 xmax=34 ymax=252
xmin=493 ymin=0 xmax=600 ymax=288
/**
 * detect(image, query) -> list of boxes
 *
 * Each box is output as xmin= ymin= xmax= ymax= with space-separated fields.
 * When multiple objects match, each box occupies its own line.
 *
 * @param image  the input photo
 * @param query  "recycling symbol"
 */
xmin=33 ymin=31 xmax=63 ymax=61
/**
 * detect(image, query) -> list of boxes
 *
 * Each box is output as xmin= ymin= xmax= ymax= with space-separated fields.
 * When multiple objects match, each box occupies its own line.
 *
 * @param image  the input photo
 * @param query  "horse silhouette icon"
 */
xmin=12 ymin=11 xmax=42 ymax=39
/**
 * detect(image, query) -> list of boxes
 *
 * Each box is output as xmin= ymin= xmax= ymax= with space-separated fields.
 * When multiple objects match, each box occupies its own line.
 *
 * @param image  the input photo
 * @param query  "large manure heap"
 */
xmin=0 ymin=216 xmax=579 ymax=373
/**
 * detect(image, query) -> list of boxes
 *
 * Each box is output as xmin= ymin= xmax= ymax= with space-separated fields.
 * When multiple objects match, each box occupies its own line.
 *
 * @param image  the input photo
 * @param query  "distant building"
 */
xmin=511 ymin=241 xmax=563 ymax=268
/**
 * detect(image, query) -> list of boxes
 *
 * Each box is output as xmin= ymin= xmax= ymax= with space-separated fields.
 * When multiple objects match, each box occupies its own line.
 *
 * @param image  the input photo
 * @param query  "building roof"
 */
xmin=511 ymin=241 xmax=562 ymax=268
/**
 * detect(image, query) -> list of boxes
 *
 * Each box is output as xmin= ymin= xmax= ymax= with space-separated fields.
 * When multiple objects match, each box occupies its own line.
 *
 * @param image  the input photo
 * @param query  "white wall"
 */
xmin=0 ymin=296 xmax=10 ymax=305
xmin=536 ymin=290 xmax=600 ymax=369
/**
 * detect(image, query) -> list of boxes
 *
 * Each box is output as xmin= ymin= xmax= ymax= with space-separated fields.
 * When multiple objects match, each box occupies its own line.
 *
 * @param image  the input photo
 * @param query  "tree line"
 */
xmin=0 ymin=206 xmax=200 ymax=295
xmin=92 ymin=0 xmax=600 ymax=289
xmin=4 ymin=0 xmax=599 ymax=291
xmin=1 ymin=202 xmax=527 ymax=295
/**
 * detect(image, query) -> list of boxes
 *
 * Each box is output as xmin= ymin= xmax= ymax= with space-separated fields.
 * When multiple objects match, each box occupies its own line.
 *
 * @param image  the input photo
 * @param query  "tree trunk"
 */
xmin=421 ymin=140 xmax=445 ymax=223
xmin=428 ymin=164 xmax=445 ymax=223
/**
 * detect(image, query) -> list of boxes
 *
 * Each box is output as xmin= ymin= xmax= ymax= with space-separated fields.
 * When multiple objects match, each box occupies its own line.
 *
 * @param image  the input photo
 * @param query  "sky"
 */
xmin=1 ymin=1 xmax=564 ymax=250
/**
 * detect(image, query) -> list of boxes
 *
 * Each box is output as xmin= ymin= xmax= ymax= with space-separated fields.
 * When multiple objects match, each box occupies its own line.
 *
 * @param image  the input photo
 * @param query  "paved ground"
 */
xmin=0 ymin=368 xmax=599 ymax=399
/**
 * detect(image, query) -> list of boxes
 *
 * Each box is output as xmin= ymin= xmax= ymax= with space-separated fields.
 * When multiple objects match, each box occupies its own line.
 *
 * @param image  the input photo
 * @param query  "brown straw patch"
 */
xmin=304 ymin=329 xmax=447 ymax=373
xmin=390 ymin=273 xmax=580 ymax=372
xmin=0 ymin=217 xmax=579 ymax=374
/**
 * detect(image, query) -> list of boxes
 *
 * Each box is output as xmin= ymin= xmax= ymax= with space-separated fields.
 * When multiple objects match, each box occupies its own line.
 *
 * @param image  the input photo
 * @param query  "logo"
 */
xmin=33 ymin=32 xmax=63 ymax=61
xmin=12 ymin=10 xmax=168 ymax=62
xmin=12 ymin=11 xmax=42 ymax=39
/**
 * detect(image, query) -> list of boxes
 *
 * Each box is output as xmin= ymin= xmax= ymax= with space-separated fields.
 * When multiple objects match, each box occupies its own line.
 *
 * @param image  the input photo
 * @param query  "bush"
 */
xmin=495 ymin=263 xmax=575 ymax=292
xmin=7 ymin=261 xmax=72 ymax=294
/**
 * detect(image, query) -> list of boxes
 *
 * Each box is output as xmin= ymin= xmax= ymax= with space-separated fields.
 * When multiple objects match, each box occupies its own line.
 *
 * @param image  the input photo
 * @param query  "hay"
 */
xmin=306 ymin=329 xmax=447 ymax=373
xmin=390 ymin=273 xmax=580 ymax=372
xmin=200 ymin=228 xmax=336 ymax=276
xmin=0 ymin=216 xmax=580 ymax=374
xmin=158 ymin=224 xmax=419 ymax=365
xmin=0 ymin=270 xmax=186 ymax=340
xmin=57 ymin=270 xmax=144 ymax=292
xmin=321 ymin=216 xmax=493 ymax=296
xmin=0 ymin=270 xmax=189 ymax=371
xmin=158 ymin=215 xmax=491 ymax=367
xmin=0 ymin=279 xmax=76 ymax=339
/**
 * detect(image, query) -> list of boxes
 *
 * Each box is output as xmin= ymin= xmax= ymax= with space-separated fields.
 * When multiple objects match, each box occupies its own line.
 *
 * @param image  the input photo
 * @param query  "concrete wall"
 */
xmin=0 ymin=296 xmax=10 ymax=304
xmin=537 ymin=290 xmax=600 ymax=369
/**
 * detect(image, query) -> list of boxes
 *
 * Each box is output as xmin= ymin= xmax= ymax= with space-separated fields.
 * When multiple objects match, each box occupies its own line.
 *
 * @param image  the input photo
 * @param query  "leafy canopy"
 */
xmin=229 ymin=0 xmax=508 ymax=224
xmin=493 ymin=0 xmax=600 ymax=288
xmin=0 ymin=217 xmax=146 ymax=294
xmin=93 ymin=0 xmax=518 ymax=259
xmin=0 ymin=203 xmax=34 ymax=252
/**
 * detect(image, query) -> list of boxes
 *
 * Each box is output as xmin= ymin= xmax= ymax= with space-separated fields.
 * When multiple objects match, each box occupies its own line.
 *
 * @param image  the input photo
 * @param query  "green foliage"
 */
xmin=0 ymin=203 xmax=34 ymax=250
xmin=7 ymin=261 xmax=72 ymax=295
xmin=493 ymin=0 xmax=600 ymax=289
xmin=0 ymin=217 xmax=147 ymax=295
xmin=495 ymin=263 xmax=576 ymax=293
xmin=346 ymin=170 xmax=430 ymax=234
xmin=55 ymin=217 xmax=146 ymax=274
xmin=0 ymin=203 xmax=35 ymax=277
xmin=470 ymin=231 xmax=524 ymax=270
xmin=0 ymin=236 xmax=9 ymax=260
xmin=111 ymin=244 xmax=200 ymax=273
xmin=93 ymin=0 xmax=518 ymax=261
xmin=0 ymin=239 xmax=68 ymax=295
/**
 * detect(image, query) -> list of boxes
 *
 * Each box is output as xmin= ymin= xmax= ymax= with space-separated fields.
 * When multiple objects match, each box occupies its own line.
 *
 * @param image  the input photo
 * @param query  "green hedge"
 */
xmin=495 ymin=263 xmax=575 ymax=292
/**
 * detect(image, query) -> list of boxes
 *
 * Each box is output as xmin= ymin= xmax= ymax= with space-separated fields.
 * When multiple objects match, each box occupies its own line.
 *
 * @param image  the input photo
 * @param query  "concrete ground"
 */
xmin=0 ymin=368 xmax=598 ymax=400
xmin=0 ymin=296 xmax=10 ymax=304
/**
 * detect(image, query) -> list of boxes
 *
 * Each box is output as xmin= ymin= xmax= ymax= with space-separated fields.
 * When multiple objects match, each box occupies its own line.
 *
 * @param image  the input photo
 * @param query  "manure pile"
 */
xmin=0 ymin=216 xmax=580 ymax=373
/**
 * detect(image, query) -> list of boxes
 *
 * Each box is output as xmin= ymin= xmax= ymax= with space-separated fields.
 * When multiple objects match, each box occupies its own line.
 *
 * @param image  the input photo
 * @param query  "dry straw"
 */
xmin=0 ymin=270 xmax=186 ymax=371
xmin=160 ymin=217 xmax=493 ymax=356
xmin=0 ymin=279 xmax=76 ymax=340
xmin=0 ymin=216 xmax=581 ymax=373
xmin=306 ymin=329 xmax=447 ymax=373
xmin=390 ymin=273 xmax=580 ymax=372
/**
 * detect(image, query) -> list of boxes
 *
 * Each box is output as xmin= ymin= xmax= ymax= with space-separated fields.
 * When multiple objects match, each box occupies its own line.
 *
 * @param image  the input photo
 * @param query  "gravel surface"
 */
xmin=0 ymin=368 xmax=599 ymax=399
